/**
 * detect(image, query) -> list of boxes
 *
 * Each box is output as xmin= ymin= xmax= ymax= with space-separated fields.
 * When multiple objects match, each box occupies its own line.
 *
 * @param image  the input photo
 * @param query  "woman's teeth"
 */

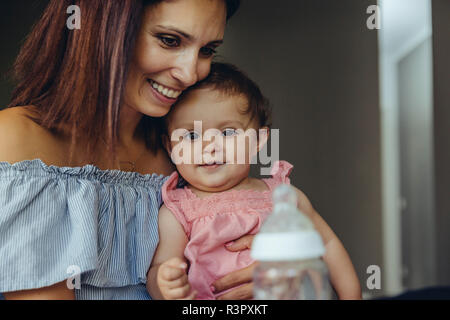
xmin=148 ymin=80 xmax=182 ymax=99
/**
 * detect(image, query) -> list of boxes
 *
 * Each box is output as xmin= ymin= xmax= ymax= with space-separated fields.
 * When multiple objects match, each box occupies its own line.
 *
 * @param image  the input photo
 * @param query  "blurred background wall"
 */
xmin=397 ymin=36 xmax=436 ymax=289
xmin=432 ymin=0 xmax=450 ymax=287
xmin=0 ymin=0 xmax=49 ymax=107
xmin=218 ymin=0 xmax=383 ymax=298
xmin=379 ymin=0 xmax=435 ymax=294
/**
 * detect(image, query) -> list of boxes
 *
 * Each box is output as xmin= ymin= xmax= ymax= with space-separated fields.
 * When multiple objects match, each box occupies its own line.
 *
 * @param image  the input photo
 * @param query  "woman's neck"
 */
xmin=117 ymin=104 xmax=144 ymax=147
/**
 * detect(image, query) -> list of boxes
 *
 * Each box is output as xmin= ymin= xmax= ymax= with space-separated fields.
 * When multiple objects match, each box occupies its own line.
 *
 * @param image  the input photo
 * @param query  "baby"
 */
xmin=147 ymin=62 xmax=362 ymax=300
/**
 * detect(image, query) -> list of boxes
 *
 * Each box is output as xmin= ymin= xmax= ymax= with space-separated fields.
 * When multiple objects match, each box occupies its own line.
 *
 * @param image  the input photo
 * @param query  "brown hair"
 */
xmin=7 ymin=0 xmax=240 ymax=167
xmin=169 ymin=62 xmax=272 ymax=129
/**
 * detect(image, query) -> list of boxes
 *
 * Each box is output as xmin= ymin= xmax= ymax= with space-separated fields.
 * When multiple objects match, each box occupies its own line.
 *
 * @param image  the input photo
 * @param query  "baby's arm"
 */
xmin=292 ymin=186 xmax=362 ymax=300
xmin=147 ymin=205 xmax=195 ymax=300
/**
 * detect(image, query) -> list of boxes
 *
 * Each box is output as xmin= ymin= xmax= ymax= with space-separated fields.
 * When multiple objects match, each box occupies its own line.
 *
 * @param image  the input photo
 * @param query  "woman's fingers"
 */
xmin=212 ymin=262 xmax=256 ymax=293
xmin=216 ymin=235 xmax=257 ymax=300
xmin=216 ymin=283 xmax=253 ymax=300
xmin=225 ymin=234 xmax=255 ymax=252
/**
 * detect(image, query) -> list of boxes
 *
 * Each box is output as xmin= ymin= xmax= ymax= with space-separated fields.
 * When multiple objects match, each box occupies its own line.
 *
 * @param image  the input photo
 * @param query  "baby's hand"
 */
xmin=157 ymin=257 xmax=196 ymax=300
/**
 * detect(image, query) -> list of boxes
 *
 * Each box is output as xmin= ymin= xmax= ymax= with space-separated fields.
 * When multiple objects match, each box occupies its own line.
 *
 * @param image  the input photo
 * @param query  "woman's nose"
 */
xmin=171 ymin=51 xmax=199 ymax=87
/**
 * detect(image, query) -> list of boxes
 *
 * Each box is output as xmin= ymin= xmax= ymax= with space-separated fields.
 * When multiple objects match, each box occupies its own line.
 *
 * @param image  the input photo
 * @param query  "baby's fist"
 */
xmin=157 ymin=257 xmax=196 ymax=300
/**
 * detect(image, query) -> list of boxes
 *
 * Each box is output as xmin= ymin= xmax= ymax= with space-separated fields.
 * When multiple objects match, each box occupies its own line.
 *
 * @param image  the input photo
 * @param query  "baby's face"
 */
xmin=166 ymin=88 xmax=265 ymax=192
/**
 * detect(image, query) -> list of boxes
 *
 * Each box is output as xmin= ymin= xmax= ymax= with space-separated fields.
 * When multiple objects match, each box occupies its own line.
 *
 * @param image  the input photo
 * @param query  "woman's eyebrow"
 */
xmin=155 ymin=24 xmax=223 ymax=45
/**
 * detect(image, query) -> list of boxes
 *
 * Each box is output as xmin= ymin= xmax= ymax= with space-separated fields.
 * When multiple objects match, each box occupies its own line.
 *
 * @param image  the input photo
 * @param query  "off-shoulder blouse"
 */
xmin=0 ymin=159 xmax=169 ymax=300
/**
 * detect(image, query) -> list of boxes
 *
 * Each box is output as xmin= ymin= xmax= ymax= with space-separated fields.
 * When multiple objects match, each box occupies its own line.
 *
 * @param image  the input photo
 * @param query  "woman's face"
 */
xmin=124 ymin=0 xmax=227 ymax=118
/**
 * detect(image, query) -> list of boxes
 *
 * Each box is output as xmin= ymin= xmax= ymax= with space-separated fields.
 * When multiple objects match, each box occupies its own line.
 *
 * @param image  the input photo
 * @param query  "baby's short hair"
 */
xmin=178 ymin=62 xmax=272 ymax=128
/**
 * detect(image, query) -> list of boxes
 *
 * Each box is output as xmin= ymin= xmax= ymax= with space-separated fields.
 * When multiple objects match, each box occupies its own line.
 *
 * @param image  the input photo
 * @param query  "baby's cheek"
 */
xmin=176 ymin=164 xmax=196 ymax=183
xmin=232 ymin=135 xmax=258 ymax=164
xmin=170 ymin=141 xmax=201 ymax=165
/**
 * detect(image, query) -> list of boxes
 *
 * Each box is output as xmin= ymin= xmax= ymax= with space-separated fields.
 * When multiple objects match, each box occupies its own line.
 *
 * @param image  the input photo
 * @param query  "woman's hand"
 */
xmin=212 ymin=235 xmax=256 ymax=300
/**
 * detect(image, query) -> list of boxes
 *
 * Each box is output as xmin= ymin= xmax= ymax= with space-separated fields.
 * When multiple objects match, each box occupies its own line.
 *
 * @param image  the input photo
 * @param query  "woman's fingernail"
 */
xmin=210 ymin=285 xmax=216 ymax=293
xmin=225 ymin=241 xmax=235 ymax=247
xmin=179 ymin=263 xmax=187 ymax=269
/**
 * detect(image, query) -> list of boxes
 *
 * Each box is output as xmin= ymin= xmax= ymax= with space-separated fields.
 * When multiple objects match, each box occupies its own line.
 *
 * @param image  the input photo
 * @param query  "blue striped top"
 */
xmin=0 ymin=159 xmax=169 ymax=300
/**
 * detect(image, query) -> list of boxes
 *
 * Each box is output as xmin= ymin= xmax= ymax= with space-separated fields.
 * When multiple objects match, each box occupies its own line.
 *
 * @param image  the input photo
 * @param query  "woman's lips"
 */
xmin=147 ymin=80 xmax=178 ymax=105
xmin=148 ymin=79 xmax=182 ymax=98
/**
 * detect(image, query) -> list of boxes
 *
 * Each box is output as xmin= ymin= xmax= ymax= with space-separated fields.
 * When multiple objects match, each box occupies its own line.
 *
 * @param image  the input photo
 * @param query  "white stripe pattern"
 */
xmin=0 ymin=159 xmax=168 ymax=300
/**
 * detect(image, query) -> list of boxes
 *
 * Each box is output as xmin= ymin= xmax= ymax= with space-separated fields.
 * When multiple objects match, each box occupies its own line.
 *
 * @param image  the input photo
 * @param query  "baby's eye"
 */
xmin=184 ymin=131 xmax=200 ymax=141
xmin=222 ymin=128 xmax=237 ymax=137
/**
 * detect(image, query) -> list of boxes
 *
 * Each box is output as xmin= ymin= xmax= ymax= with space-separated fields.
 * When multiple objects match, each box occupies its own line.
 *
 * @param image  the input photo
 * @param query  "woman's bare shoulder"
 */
xmin=0 ymin=106 xmax=52 ymax=164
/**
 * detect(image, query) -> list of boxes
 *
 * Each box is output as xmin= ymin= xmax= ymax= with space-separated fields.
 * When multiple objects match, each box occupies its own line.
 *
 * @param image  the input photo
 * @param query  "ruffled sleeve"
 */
xmin=263 ymin=160 xmax=294 ymax=190
xmin=0 ymin=159 xmax=168 ymax=297
xmin=161 ymin=171 xmax=191 ymax=237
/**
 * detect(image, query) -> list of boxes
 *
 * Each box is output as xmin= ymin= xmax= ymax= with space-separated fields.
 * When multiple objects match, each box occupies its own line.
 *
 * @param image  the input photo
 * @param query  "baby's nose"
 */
xmin=202 ymin=139 xmax=220 ymax=153
xmin=202 ymin=135 xmax=225 ymax=159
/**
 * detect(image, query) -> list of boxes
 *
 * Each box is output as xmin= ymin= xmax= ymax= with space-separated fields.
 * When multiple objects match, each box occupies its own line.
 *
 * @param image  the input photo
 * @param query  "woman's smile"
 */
xmin=147 ymin=78 xmax=183 ymax=106
xmin=148 ymin=79 xmax=183 ymax=99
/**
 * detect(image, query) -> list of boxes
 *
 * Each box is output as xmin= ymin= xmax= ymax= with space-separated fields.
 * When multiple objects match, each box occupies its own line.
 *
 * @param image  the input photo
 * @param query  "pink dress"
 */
xmin=161 ymin=161 xmax=293 ymax=300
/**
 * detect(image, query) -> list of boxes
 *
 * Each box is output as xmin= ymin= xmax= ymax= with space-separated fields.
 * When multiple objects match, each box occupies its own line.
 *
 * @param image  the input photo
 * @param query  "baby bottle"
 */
xmin=251 ymin=184 xmax=332 ymax=300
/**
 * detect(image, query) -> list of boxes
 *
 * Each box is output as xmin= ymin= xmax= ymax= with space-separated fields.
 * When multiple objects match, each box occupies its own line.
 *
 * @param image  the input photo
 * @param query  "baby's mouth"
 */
xmin=199 ymin=162 xmax=224 ymax=168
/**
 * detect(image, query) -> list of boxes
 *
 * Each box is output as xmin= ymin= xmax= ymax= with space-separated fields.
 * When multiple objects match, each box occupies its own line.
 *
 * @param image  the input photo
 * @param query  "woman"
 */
xmin=0 ymin=0 xmax=251 ymax=300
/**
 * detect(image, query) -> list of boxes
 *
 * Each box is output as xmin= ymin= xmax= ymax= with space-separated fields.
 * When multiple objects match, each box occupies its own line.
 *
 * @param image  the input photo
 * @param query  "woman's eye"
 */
xmin=159 ymin=35 xmax=180 ymax=48
xmin=222 ymin=129 xmax=237 ymax=137
xmin=184 ymin=131 xmax=200 ymax=141
xmin=200 ymin=46 xmax=217 ymax=57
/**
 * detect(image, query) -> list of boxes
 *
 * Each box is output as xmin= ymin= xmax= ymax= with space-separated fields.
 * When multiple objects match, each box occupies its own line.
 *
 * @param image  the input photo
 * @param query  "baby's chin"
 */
xmin=188 ymin=172 xmax=243 ymax=193
xmin=188 ymin=179 xmax=236 ymax=193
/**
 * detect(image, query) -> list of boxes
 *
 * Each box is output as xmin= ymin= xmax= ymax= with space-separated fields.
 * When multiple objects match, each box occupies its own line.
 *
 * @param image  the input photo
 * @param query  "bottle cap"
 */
xmin=251 ymin=184 xmax=326 ymax=261
xmin=251 ymin=230 xmax=325 ymax=261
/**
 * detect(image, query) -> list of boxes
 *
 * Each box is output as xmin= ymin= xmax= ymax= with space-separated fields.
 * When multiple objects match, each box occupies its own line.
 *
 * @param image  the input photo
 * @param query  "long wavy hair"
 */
xmin=8 ymin=0 xmax=240 ymax=167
